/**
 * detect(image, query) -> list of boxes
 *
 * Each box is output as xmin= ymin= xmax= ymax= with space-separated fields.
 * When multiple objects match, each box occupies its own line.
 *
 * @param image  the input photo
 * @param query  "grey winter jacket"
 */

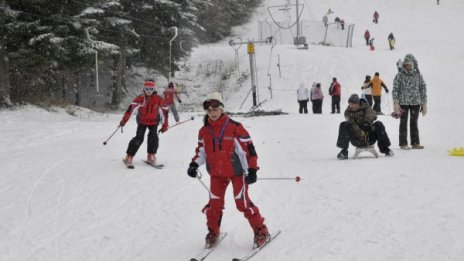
xmin=392 ymin=54 xmax=427 ymax=105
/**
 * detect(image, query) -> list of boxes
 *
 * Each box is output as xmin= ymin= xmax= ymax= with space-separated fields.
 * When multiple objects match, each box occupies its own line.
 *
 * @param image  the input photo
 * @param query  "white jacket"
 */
xmin=297 ymin=83 xmax=310 ymax=101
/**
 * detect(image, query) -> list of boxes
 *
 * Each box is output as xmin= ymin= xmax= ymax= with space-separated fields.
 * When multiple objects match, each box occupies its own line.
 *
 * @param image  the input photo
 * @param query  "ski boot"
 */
xmin=146 ymin=153 xmax=156 ymax=165
xmin=337 ymin=149 xmax=348 ymax=160
xmin=253 ymin=225 xmax=270 ymax=249
xmin=205 ymin=230 xmax=218 ymax=249
xmin=123 ymin=154 xmax=134 ymax=169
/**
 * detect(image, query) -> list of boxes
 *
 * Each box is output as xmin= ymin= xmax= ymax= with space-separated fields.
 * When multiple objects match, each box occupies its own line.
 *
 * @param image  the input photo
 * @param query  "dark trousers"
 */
xmin=337 ymin=121 xmax=391 ymax=153
xmin=364 ymin=95 xmax=373 ymax=107
xmin=126 ymin=124 xmax=159 ymax=156
xmin=298 ymin=100 xmax=308 ymax=114
xmin=331 ymin=96 xmax=340 ymax=113
xmin=312 ymin=99 xmax=323 ymax=114
xmin=399 ymin=105 xmax=421 ymax=146
xmin=365 ymin=38 xmax=369 ymax=45
xmin=373 ymin=96 xmax=382 ymax=113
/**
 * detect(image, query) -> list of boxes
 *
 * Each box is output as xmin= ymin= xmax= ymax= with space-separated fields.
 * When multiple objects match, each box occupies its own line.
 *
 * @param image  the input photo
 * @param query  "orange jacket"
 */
xmin=369 ymin=76 xmax=388 ymax=96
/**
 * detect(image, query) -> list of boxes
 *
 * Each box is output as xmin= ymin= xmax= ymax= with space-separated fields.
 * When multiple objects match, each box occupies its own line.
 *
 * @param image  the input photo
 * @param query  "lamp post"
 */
xmin=168 ymin=26 xmax=178 ymax=82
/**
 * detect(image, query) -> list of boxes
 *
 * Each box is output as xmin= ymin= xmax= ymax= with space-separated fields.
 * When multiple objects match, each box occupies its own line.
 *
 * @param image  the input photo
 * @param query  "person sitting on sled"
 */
xmin=336 ymin=94 xmax=393 ymax=159
xmin=119 ymin=80 xmax=169 ymax=168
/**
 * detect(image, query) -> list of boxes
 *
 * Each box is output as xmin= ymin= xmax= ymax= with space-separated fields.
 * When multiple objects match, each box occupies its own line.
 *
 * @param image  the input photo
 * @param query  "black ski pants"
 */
xmin=126 ymin=124 xmax=159 ymax=156
xmin=373 ymin=96 xmax=382 ymax=113
xmin=298 ymin=100 xmax=308 ymax=114
xmin=331 ymin=96 xmax=340 ymax=113
xmin=337 ymin=121 xmax=391 ymax=153
xmin=399 ymin=105 xmax=421 ymax=146
xmin=312 ymin=99 xmax=323 ymax=114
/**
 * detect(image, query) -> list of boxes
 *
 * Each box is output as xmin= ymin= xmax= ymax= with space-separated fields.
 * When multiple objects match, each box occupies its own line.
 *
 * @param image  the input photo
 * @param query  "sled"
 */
xmin=448 ymin=147 xmax=464 ymax=156
xmin=353 ymin=145 xmax=378 ymax=159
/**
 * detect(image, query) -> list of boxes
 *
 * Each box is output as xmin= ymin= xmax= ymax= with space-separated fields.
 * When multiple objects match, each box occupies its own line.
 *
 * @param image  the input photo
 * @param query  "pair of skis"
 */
xmin=122 ymin=158 xmax=164 ymax=169
xmin=190 ymin=230 xmax=281 ymax=261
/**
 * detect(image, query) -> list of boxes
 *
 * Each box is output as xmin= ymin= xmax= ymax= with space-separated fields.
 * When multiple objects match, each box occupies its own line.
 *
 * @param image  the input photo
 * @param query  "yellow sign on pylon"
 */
xmin=247 ymin=43 xmax=255 ymax=54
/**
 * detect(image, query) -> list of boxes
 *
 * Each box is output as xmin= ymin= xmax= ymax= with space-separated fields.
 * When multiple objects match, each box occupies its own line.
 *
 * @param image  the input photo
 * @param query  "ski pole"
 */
xmin=386 ymin=94 xmax=391 ymax=114
xmin=196 ymin=170 xmax=210 ymax=193
xmin=103 ymin=125 xmax=122 ymax=145
xmin=159 ymin=116 xmax=195 ymax=134
xmin=258 ymin=176 xmax=301 ymax=182
xmin=169 ymin=116 xmax=194 ymax=129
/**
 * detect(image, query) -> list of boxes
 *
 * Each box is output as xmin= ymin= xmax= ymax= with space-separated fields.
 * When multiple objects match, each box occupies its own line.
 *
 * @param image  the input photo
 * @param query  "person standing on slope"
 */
xmin=373 ymin=11 xmax=379 ymax=24
xmin=119 ymin=80 xmax=169 ymax=168
xmin=310 ymin=82 xmax=324 ymax=114
xmin=361 ymin=75 xmax=373 ymax=107
xmin=392 ymin=54 xmax=427 ymax=150
xmin=364 ymin=30 xmax=371 ymax=46
xmin=369 ymin=72 xmax=389 ymax=114
xmin=388 ymin=33 xmax=396 ymax=50
xmin=297 ymin=82 xmax=310 ymax=114
xmin=186 ymin=92 xmax=270 ymax=249
xmin=329 ymin=77 xmax=341 ymax=114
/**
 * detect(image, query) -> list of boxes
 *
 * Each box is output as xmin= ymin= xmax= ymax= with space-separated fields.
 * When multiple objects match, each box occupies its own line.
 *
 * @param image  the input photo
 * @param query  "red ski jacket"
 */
xmin=121 ymin=94 xmax=169 ymax=128
xmin=330 ymin=81 xmax=341 ymax=96
xmin=163 ymin=87 xmax=180 ymax=105
xmin=191 ymin=115 xmax=259 ymax=177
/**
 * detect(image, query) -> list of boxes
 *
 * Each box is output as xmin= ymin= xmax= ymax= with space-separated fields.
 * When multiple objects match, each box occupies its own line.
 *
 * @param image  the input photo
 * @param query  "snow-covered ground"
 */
xmin=2 ymin=0 xmax=464 ymax=260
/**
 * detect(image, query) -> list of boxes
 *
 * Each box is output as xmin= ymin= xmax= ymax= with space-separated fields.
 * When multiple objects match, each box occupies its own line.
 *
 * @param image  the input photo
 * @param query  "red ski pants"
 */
xmin=202 ymin=175 xmax=265 ymax=235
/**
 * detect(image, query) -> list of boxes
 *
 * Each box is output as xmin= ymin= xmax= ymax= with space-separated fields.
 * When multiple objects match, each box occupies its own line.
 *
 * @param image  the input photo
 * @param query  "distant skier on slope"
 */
xmin=163 ymin=81 xmax=182 ymax=123
xmin=364 ymin=30 xmax=370 ymax=46
xmin=373 ymin=10 xmax=379 ymax=24
xmin=119 ymin=80 xmax=169 ymax=168
xmin=186 ymin=92 xmax=271 ymax=249
xmin=336 ymin=94 xmax=393 ymax=159
xmin=388 ymin=33 xmax=396 ymax=50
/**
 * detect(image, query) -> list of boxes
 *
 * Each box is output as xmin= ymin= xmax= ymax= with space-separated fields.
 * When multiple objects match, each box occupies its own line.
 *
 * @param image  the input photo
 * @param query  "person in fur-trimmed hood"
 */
xmin=392 ymin=54 xmax=427 ymax=150
xmin=336 ymin=94 xmax=393 ymax=159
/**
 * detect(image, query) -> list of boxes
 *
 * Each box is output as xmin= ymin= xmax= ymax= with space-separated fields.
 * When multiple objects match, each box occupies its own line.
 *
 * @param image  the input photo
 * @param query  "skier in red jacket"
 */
xmin=364 ymin=30 xmax=370 ymax=46
xmin=329 ymin=77 xmax=341 ymax=114
xmin=119 ymin=80 xmax=169 ymax=168
xmin=162 ymin=82 xmax=182 ymax=123
xmin=186 ymin=92 xmax=270 ymax=249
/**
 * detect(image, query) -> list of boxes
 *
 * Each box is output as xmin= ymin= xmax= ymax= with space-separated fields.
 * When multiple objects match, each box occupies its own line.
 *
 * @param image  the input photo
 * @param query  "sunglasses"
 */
xmin=203 ymin=99 xmax=223 ymax=110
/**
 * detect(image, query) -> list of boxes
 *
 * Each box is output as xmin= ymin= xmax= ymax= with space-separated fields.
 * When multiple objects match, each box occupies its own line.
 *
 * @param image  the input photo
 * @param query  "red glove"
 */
xmin=160 ymin=125 xmax=168 ymax=133
xmin=119 ymin=120 xmax=126 ymax=127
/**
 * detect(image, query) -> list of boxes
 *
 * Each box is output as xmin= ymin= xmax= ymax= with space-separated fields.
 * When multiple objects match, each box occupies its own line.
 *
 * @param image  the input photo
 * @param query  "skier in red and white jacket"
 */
xmin=186 ymin=92 xmax=270 ymax=249
xmin=119 ymin=80 xmax=169 ymax=167
xmin=162 ymin=82 xmax=182 ymax=123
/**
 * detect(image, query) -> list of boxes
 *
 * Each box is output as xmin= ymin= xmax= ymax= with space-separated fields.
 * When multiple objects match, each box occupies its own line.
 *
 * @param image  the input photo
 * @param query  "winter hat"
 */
xmin=203 ymin=92 xmax=224 ymax=110
xmin=168 ymin=82 xmax=174 ymax=87
xmin=348 ymin=94 xmax=360 ymax=104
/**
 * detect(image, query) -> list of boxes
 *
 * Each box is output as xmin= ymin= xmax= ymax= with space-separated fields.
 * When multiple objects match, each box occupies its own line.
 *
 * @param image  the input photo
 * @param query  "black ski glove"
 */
xmin=187 ymin=162 xmax=199 ymax=178
xmin=245 ymin=168 xmax=258 ymax=184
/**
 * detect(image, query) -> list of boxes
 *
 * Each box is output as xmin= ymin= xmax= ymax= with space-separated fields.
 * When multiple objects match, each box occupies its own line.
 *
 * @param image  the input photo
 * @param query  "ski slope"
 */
xmin=2 ymin=0 xmax=464 ymax=260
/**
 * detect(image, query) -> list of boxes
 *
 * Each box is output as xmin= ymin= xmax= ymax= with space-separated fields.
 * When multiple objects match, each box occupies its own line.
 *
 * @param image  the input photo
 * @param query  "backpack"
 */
xmin=328 ymin=83 xmax=334 ymax=95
